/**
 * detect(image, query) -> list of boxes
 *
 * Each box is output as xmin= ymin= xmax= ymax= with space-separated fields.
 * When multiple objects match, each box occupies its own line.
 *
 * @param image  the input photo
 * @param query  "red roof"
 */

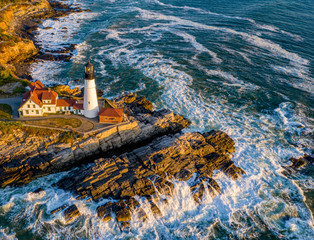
xmin=29 ymin=80 xmax=44 ymax=90
xmin=19 ymin=81 xmax=58 ymax=109
xmin=57 ymin=99 xmax=76 ymax=107
xmin=99 ymin=108 xmax=123 ymax=117
xmin=73 ymin=103 xmax=83 ymax=110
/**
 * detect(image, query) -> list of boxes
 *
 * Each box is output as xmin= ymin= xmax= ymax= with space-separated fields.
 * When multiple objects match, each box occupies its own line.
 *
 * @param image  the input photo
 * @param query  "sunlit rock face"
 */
xmin=56 ymin=129 xmax=244 ymax=224
xmin=0 ymin=93 xmax=190 ymax=188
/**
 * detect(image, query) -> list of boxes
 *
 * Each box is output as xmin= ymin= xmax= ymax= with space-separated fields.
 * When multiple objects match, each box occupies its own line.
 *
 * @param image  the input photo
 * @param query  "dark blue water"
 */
xmin=1 ymin=0 xmax=313 ymax=239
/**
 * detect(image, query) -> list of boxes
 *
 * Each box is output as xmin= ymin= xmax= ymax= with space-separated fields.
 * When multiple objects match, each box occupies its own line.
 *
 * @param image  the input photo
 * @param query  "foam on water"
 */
xmin=100 ymin=24 xmax=314 ymax=237
xmin=136 ymin=8 xmax=312 ymax=95
xmin=36 ymin=11 xmax=99 ymax=51
xmin=148 ymin=0 xmax=303 ymax=42
xmin=9 ymin=0 xmax=314 ymax=238
xmin=31 ymin=61 xmax=67 ymax=85
xmin=171 ymin=30 xmax=222 ymax=63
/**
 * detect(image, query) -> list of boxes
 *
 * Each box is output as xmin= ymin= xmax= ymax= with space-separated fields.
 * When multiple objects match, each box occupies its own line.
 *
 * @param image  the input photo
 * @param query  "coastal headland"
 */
xmin=0 ymin=0 xmax=246 ymax=230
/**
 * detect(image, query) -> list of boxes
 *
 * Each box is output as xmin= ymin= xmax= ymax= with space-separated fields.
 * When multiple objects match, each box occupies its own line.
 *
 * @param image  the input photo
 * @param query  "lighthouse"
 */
xmin=83 ymin=60 xmax=99 ymax=118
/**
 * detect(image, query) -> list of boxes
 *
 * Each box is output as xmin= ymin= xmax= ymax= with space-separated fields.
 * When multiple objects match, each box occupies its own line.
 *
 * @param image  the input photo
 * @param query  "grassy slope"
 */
xmin=25 ymin=118 xmax=82 ymax=129
xmin=0 ymin=103 xmax=12 ymax=119
xmin=0 ymin=121 xmax=80 ymax=143
xmin=0 ymin=0 xmax=36 ymax=94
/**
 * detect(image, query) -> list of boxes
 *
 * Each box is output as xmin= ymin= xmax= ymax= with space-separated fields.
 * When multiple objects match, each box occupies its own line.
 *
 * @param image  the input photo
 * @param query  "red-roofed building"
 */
xmin=29 ymin=80 xmax=45 ymax=91
xmin=56 ymin=99 xmax=76 ymax=112
xmin=18 ymin=62 xmax=124 ymax=125
xmin=19 ymin=81 xmax=59 ymax=117
xmin=99 ymin=107 xmax=123 ymax=123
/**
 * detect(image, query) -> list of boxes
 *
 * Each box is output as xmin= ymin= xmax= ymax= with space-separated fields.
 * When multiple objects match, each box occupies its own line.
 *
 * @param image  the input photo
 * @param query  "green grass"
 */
xmin=0 ymin=103 xmax=12 ymax=119
xmin=0 ymin=66 xmax=29 ymax=94
xmin=25 ymin=118 xmax=82 ymax=129
xmin=0 ymin=66 xmax=19 ymax=86
xmin=0 ymin=121 xmax=81 ymax=143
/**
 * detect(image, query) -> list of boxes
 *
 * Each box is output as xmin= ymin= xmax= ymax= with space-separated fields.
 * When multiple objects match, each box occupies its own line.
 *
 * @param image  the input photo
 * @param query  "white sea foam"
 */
xmin=0 ymin=228 xmax=16 ymax=240
xmin=149 ymin=0 xmax=303 ymax=42
xmin=31 ymin=61 xmax=68 ymax=85
xmin=256 ymin=24 xmax=303 ymax=41
xmin=147 ymin=0 xmax=256 ymax=23
xmin=137 ymin=9 xmax=308 ymax=66
xmin=136 ymin=8 xmax=312 ymax=94
xmin=172 ymin=30 xmax=222 ymax=63
xmin=21 ymin=0 xmax=314 ymax=238
xmin=36 ymin=11 xmax=99 ymax=51
xmin=271 ymin=65 xmax=314 ymax=94
xmin=72 ymin=41 xmax=90 ymax=64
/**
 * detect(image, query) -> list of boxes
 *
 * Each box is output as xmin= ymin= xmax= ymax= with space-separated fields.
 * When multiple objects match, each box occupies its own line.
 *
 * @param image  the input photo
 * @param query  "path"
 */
xmin=17 ymin=114 xmax=114 ymax=133
xmin=0 ymin=96 xmax=23 ymax=118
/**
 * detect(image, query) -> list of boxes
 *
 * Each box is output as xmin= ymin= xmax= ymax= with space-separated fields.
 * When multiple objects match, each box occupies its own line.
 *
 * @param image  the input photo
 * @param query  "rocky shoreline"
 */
xmin=0 ymin=0 xmax=245 ymax=229
xmin=0 ymin=0 xmax=84 ymax=96
xmin=0 ymin=92 xmax=245 ymax=227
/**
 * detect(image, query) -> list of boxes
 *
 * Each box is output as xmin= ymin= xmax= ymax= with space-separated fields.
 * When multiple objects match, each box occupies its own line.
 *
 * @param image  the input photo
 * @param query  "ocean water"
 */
xmin=1 ymin=0 xmax=314 ymax=239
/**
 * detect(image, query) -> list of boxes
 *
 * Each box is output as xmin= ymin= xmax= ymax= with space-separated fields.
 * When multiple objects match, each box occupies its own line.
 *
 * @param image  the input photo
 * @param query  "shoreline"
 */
xmin=0 ymin=0 xmax=84 ymax=97
xmin=13 ymin=0 xmax=84 ymax=80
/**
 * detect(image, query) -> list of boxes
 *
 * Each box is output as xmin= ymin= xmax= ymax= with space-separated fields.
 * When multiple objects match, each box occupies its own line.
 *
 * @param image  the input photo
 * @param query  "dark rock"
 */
xmin=120 ymin=221 xmax=130 ymax=231
xmin=33 ymin=187 xmax=44 ymax=194
xmin=97 ymin=201 xmax=112 ymax=218
xmin=150 ymin=202 xmax=161 ymax=217
xmin=50 ymin=204 xmax=68 ymax=215
xmin=64 ymin=204 xmax=80 ymax=222
xmin=282 ymin=154 xmax=314 ymax=176
xmin=102 ymin=214 xmax=111 ymax=222
xmin=203 ymin=130 xmax=235 ymax=154
xmin=116 ymin=208 xmax=131 ymax=222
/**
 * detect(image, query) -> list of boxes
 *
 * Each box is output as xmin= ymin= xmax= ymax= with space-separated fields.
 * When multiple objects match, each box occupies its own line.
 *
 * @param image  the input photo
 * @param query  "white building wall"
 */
xmin=19 ymin=99 xmax=43 ymax=117
xmin=83 ymin=79 xmax=99 ymax=118
xmin=42 ymin=105 xmax=56 ymax=113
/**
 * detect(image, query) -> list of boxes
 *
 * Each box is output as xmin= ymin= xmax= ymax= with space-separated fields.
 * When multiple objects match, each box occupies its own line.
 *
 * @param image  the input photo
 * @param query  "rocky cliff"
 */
xmin=0 ymin=93 xmax=190 ymax=187
xmin=0 ymin=93 xmax=245 ymax=229
xmin=0 ymin=0 xmax=51 ymax=66
xmin=56 ymin=129 xmax=244 ymax=225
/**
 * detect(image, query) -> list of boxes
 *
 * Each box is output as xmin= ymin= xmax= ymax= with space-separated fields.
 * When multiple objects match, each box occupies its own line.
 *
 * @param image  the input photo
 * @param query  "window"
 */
xmin=36 ymin=110 xmax=39 ymax=114
xmin=26 ymin=110 xmax=29 ymax=114
xmin=48 ymin=107 xmax=51 ymax=111
xmin=33 ymin=104 xmax=35 ymax=108
xmin=32 ymin=110 xmax=34 ymax=112
xmin=27 ymin=104 xmax=30 ymax=108
xmin=43 ymin=107 xmax=46 ymax=110
xmin=88 ymin=101 xmax=90 ymax=104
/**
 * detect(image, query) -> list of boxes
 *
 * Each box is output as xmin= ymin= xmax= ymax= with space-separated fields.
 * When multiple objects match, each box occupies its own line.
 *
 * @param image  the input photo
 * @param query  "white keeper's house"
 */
xmin=18 ymin=80 xmax=84 ymax=117
xmin=18 ymin=61 xmax=124 ymax=123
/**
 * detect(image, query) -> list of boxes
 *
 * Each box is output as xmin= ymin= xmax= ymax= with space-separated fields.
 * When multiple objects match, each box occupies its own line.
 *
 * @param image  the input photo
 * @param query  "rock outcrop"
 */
xmin=56 ymin=129 xmax=244 ymax=224
xmin=0 ymin=0 xmax=52 ymax=66
xmin=282 ymin=155 xmax=314 ymax=176
xmin=0 ymin=94 xmax=190 ymax=187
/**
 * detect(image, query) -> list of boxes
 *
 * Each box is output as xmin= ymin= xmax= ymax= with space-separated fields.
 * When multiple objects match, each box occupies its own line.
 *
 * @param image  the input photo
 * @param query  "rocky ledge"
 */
xmin=55 ymin=129 xmax=244 ymax=226
xmin=0 ymin=93 xmax=245 ymax=227
xmin=0 ymin=93 xmax=189 ymax=187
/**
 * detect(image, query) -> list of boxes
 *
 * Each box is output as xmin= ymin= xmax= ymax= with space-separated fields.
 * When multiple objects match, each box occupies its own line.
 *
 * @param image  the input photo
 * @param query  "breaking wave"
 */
xmin=16 ymin=0 xmax=314 ymax=239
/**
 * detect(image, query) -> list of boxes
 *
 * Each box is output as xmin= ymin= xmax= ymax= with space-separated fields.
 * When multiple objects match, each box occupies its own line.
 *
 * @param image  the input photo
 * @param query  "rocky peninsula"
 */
xmin=0 ymin=92 xmax=245 ymax=227
xmin=0 ymin=0 xmax=245 ymax=230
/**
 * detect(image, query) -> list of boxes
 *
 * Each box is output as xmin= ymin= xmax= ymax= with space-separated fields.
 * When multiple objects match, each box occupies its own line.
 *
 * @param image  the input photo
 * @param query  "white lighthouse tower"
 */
xmin=83 ymin=60 xmax=99 ymax=118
